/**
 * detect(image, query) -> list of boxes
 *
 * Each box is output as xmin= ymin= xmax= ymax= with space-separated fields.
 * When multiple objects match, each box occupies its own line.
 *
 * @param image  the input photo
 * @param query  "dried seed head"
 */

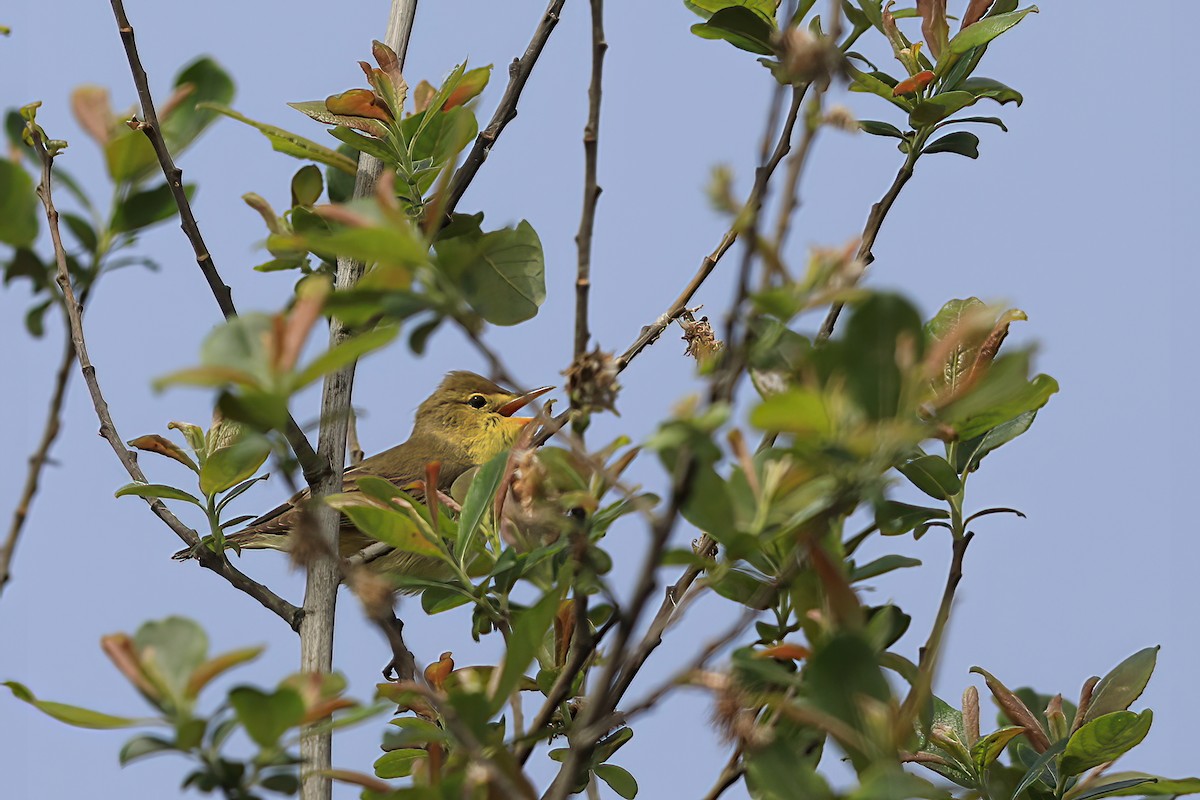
xmin=510 ymin=447 xmax=548 ymax=512
xmin=288 ymin=504 xmax=336 ymax=570
xmin=565 ymin=346 xmax=620 ymax=416
xmin=824 ymin=105 xmax=858 ymax=133
xmin=779 ymin=28 xmax=826 ymax=84
xmin=346 ymin=564 xmax=395 ymax=621
xmin=680 ymin=314 xmax=723 ymax=364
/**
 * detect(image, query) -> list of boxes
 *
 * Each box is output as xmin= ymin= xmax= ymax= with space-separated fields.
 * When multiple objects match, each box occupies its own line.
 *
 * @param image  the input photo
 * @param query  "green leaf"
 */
xmin=685 ymin=0 xmax=776 ymax=20
xmin=0 ymin=160 xmax=38 ymax=247
xmin=287 ymin=100 xmax=389 ymax=138
xmin=1067 ymin=777 xmax=1160 ymax=800
xmin=200 ymin=436 xmax=271 ymax=496
xmin=115 ymin=482 xmax=202 ymax=505
xmin=909 ymin=91 xmax=977 ymax=126
xmin=1011 ymin=739 xmax=1067 ymax=798
xmin=1068 ymin=773 xmax=1200 ymax=798
xmin=971 ymin=725 xmax=1024 ymax=772
xmin=955 ymin=411 xmax=1037 ymax=473
xmin=947 ymin=115 xmax=1009 ymax=131
xmin=1061 ymin=711 xmax=1153 ymax=777
xmin=898 ymin=455 xmax=962 ymax=500
xmin=4 ymin=681 xmax=148 ymax=729
xmin=435 ymin=220 xmax=546 ymax=325
xmin=259 ymin=774 xmax=301 ymax=795
xmin=160 ymin=57 xmax=235 ymax=151
xmin=875 ymin=500 xmax=949 ymax=536
xmin=119 ymin=734 xmax=176 ymax=765
xmin=840 ymin=293 xmax=924 ymax=419
xmin=850 ymin=555 xmax=921 ymax=582
xmin=111 ymin=182 xmax=194 ymax=234
xmin=859 ymin=119 xmax=906 ymax=138
xmin=199 ymin=103 xmax=358 ymax=175
xmin=690 ymin=6 xmax=775 ymax=55
xmin=595 ymin=764 xmax=638 ymax=799
xmin=229 ymin=686 xmax=305 ymax=748
xmin=923 ymin=131 xmax=980 ymax=158
xmin=847 ymin=65 xmax=912 ymax=111
xmin=959 ymin=76 xmax=1024 ymax=105
xmin=711 ymin=567 xmax=775 ymax=609
xmin=805 ymin=634 xmax=891 ymax=768
xmin=135 ymin=617 xmax=209 ymax=701
xmin=104 ymin=127 xmax=158 ymax=183
xmin=373 ymin=748 xmax=426 ymax=779
xmin=420 ymin=585 xmax=471 ymax=614
xmin=750 ymin=388 xmax=831 ymax=436
xmin=947 ymin=6 xmax=1038 ymax=55
xmin=493 ymin=591 xmax=559 ymax=711
xmin=1086 ymin=646 xmax=1159 ymax=721
xmin=293 ymin=325 xmax=399 ymax=389
xmin=939 ymin=353 xmax=1058 ymax=439
xmin=24 ymin=298 xmax=51 ymax=338
xmin=290 ymin=164 xmax=323 ymax=207
xmin=456 ymin=451 xmax=507 ymax=563
xmin=186 ymin=646 xmax=264 ymax=698
xmin=326 ymin=496 xmax=443 ymax=557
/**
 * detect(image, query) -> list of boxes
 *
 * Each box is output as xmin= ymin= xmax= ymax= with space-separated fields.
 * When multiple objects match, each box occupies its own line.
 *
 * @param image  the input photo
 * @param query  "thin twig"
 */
xmin=898 ymin=531 xmax=974 ymax=731
xmin=441 ymin=0 xmax=567 ymax=220
xmin=29 ymin=132 xmax=300 ymax=629
xmin=456 ymin=319 xmax=523 ymax=389
xmin=573 ymin=0 xmax=606 ymax=360
xmin=701 ymin=748 xmax=746 ymax=800
xmin=0 ymin=330 xmax=74 ymax=601
xmin=616 ymin=85 xmax=806 ymax=371
xmin=816 ymin=145 xmax=919 ymax=341
xmin=107 ymin=0 xmax=327 ymax=487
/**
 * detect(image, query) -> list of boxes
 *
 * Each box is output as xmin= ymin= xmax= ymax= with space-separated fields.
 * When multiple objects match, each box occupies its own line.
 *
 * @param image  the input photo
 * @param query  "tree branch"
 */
xmin=573 ymin=0 xmax=606 ymax=360
xmin=816 ymin=145 xmax=920 ymax=341
xmin=616 ymin=84 xmax=807 ymax=372
xmin=299 ymin=3 xmax=420 ymax=798
xmin=701 ymin=747 xmax=746 ymax=800
xmin=441 ymin=0 xmax=567 ymax=220
xmin=0 ymin=328 xmax=74 ymax=601
xmin=107 ymin=0 xmax=327 ymax=488
xmin=29 ymin=132 xmax=300 ymax=629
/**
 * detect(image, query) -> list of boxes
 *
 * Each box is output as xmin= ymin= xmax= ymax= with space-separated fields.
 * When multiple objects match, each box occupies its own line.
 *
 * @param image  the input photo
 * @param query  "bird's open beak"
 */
xmin=498 ymin=385 xmax=554 ymax=417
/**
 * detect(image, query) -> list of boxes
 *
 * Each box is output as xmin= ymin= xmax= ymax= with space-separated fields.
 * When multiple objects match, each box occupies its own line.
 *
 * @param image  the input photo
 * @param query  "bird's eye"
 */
xmin=467 ymin=394 xmax=488 ymax=409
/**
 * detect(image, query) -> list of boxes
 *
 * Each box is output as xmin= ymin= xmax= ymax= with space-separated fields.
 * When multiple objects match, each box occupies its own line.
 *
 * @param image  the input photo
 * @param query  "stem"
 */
xmin=440 ymin=0 xmax=567 ymax=221
xmin=299 ymin=4 xmax=419 ymax=799
xmin=107 ymin=0 xmax=327 ymax=486
xmin=616 ymin=85 xmax=807 ymax=371
xmin=0 ymin=326 xmax=74 ymax=601
xmin=28 ymin=132 xmax=300 ymax=628
xmin=816 ymin=141 xmax=922 ymax=341
xmin=701 ymin=748 xmax=745 ymax=800
xmin=573 ymin=0 xmax=606 ymax=360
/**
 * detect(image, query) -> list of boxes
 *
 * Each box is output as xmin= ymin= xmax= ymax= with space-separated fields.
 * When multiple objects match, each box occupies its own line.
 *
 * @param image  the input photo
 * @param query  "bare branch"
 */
xmin=29 ymin=131 xmax=300 ymax=629
xmin=107 ymin=0 xmax=327 ymax=487
xmin=616 ymin=85 xmax=807 ymax=371
xmin=0 ymin=330 xmax=74 ymax=601
xmin=701 ymin=748 xmax=746 ymax=800
xmin=441 ymin=0 xmax=567 ymax=220
xmin=573 ymin=0 xmax=606 ymax=360
xmin=816 ymin=146 xmax=919 ymax=341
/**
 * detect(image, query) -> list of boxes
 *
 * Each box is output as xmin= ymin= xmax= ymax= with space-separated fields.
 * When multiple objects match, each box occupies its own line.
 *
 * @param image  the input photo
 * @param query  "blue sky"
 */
xmin=1 ymin=1 xmax=1195 ymax=797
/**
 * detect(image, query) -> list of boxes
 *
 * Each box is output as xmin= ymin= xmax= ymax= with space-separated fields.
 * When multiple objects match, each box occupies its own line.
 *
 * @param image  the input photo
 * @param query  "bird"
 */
xmin=173 ymin=370 xmax=553 ymax=572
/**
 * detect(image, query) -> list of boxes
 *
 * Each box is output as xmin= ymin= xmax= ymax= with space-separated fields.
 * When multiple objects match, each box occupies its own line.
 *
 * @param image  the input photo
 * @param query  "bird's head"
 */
xmin=412 ymin=371 xmax=553 ymax=465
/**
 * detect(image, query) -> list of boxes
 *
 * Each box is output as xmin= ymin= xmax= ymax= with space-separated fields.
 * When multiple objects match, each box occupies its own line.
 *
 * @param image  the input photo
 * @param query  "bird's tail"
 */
xmin=171 ymin=531 xmax=290 ymax=561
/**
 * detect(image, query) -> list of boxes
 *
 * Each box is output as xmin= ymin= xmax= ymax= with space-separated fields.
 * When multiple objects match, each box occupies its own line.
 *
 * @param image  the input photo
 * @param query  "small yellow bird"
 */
xmin=173 ymin=371 xmax=552 ymax=570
